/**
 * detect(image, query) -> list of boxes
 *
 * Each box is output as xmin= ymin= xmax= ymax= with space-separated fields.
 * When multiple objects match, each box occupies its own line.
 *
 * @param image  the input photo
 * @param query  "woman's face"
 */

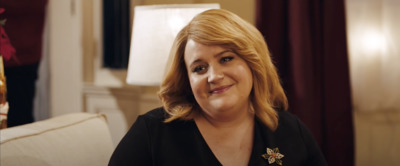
xmin=184 ymin=39 xmax=253 ymax=117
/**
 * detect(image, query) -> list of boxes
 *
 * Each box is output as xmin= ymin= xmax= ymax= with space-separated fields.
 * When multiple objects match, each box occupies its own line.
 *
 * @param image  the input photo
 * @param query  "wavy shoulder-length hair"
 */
xmin=158 ymin=9 xmax=288 ymax=131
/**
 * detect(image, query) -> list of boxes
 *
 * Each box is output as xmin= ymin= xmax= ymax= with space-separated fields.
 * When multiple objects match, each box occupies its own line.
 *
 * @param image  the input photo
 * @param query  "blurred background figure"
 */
xmin=0 ymin=0 xmax=48 ymax=127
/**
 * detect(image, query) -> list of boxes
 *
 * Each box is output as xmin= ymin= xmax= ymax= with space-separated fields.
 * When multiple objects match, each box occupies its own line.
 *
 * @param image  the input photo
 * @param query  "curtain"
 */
xmin=256 ymin=1 xmax=354 ymax=165
xmin=34 ymin=10 xmax=50 ymax=121
xmin=103 ymin=0 xmax=131 ymax=69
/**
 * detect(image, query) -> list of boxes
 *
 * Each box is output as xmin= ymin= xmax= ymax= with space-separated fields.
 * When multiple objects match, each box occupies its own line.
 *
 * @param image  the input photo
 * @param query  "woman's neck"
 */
xmin=197 ymin=102 xmax=255 ymax=128
xmin=199 ymin=108 xmax=254 ymax=129
xmin=194 ymin=107 xmax=255 ymax=166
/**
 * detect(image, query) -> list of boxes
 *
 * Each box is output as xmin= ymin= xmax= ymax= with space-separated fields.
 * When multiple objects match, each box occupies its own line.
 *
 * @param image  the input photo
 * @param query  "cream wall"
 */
xmin=345 ymin=0 xmax=400 ymax=165
xmin=141 ymin=0 xmax=255 ymax=24
xmin=48 ymin=0 xmax=83 ymax=117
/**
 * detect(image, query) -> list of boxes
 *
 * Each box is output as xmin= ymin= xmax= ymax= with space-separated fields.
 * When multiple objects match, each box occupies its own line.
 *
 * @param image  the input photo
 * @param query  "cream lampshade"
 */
xmin=126 ymin=4 xmax=220 ymax=86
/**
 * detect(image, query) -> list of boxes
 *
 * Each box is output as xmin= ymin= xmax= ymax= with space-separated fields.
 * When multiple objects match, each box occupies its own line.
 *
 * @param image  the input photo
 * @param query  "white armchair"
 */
xmin=0 ymin=112 xmax=114 ymax=166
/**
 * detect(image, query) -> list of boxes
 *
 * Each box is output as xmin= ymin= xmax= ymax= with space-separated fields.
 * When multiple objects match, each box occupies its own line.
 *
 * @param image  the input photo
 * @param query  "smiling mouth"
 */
xmin=209 ymin=85 xmax=232 ymax=94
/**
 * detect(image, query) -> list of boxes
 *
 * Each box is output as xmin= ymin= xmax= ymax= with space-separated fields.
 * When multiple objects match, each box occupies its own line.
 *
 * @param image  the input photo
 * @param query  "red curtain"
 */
xmin=256 ymin=0 xmax=354 ymax=165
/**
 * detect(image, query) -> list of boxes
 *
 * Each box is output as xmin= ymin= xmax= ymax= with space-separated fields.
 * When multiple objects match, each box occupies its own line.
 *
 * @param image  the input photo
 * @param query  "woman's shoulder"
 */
xmin=274 ymin=110 xmax=328 ymax=165
xmin=276 ymin=110 xmax=300 ymax=127
xmin=274 ymin=110 xmax=310 ymax=137
xmin=136 ymin=107 xmax=194 ymax=129
xmin=139 ymin=107 xmax=168 ymax=121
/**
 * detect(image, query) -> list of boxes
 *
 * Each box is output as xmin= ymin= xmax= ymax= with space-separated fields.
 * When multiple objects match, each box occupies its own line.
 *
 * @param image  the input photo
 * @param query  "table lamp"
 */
xmin=126 ymin=4 xmax=220 ymax=86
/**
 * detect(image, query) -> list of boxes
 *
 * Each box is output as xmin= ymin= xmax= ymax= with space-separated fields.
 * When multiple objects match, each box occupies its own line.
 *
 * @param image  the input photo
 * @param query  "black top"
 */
xmin=108 ymin=107 xmax=327 ymax=166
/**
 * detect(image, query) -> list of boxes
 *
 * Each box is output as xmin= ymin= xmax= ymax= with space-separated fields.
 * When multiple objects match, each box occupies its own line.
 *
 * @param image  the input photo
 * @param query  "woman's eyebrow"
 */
xmin=214 ymin=49 xmax=233 ymax=58
xmin=188 ymin=49 xmax=233 ymax=68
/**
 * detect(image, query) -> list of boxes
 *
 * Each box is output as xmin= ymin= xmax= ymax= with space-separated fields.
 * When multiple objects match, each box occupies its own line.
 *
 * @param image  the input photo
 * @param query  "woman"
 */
xmin=109 ymin=9 xmax=326 ymax=166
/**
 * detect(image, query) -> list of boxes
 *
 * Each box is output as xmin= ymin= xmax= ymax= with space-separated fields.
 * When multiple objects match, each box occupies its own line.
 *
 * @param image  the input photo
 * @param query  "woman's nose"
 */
xmin=207 ymin=66 xmax=224 ymax=83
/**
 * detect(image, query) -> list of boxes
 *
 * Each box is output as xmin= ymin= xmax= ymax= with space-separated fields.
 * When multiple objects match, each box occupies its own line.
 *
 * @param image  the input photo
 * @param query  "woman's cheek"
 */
xmin=189 ymin=74 xmax=207 ymax=96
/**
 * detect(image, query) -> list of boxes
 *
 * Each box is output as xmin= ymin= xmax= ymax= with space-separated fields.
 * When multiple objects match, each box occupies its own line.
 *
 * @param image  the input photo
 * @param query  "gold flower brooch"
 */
xmin=261 ymin=147 xmax=284 ymax=165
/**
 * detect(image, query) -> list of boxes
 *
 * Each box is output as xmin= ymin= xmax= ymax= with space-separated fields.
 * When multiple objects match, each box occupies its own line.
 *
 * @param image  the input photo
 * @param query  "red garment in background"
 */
xmin=0 ymin=0 xmax=48 ymax=67
xmin=0 ymin=8 xmax=16 ymax=61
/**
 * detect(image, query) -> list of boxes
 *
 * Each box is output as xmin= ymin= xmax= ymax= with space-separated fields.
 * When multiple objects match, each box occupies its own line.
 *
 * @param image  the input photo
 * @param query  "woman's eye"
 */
xmin=193 ymin=65 xmax=206 ymax=73
xmin=221 ymin=56 xmax=234 ymax=63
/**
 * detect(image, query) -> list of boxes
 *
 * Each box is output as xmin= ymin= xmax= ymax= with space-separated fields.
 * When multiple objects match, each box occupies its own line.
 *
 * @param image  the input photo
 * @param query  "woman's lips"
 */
xmin=209 ymin=85 xmax=232 ymax=94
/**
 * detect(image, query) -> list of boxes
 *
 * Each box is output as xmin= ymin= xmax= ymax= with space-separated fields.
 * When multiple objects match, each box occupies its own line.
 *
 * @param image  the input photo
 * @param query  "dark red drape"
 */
xmin=256 ymin=0 xmax=354 ymax=165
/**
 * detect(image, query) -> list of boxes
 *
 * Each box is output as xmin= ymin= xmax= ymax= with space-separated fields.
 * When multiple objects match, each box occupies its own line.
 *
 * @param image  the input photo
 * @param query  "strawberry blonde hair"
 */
xmin=158 ymin=9 xmax=288 ymax=130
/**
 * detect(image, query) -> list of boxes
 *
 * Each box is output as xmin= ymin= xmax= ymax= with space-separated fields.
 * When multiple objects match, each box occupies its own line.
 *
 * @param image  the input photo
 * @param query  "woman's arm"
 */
xmin=108 ymin=116 xmax=152 ymax=166
xmin=296 ymin=118 xmax=328 ymax=166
